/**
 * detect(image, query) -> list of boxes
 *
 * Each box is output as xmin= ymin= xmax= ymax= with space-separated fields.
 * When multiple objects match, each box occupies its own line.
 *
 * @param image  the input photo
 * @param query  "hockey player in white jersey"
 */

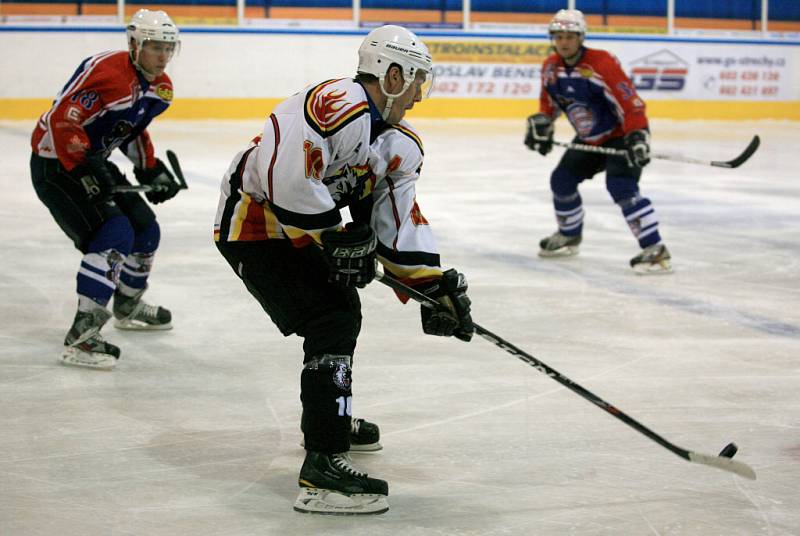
xmin=214 ymin=25 xmax=473 ymax=515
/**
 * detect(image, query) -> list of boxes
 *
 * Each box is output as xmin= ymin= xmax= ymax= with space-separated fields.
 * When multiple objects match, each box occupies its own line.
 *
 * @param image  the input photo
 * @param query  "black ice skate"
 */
xmin=113 ymin=288 xmax=172 ymax=330
xmin=630 ymin=243 xmax=672 ymax=274
xmin=62 ymin=308 xmax=120 ymax=370
xmin=300 ymin=416 xmax=382 ymax=452
xmin=349 ymin=417 xmax=382 ymax=452
xmin=539 ymin=231 xmax=582 ymax=257
xmin=294 ymin=451 xmax=389 ymax=515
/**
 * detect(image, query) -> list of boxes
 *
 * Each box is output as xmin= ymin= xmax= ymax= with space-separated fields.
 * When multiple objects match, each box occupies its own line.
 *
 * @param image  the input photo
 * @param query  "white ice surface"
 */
xmin=1 ymin=118 xmax=799 ymax=535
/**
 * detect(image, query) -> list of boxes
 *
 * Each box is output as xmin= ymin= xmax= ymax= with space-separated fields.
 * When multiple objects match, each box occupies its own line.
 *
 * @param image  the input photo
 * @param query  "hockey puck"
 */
xmin=719 ymin=442 xmax=738 ymax=459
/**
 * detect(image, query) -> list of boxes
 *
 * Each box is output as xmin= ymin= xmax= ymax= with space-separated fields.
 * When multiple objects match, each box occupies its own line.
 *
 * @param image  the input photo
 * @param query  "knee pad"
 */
xmin=606 ymin=176 xmax=640 ymax=204
xmin=86 ymin=216 xmax=134 ymax=257
xmin=300 ymin=307 xmax=362 ymax=360
xmin=301 ymin=354 xmax=353 ymax=453
xmin=550 ymin=167 xmax=581 ymax=197
xmin=132 ymin=220 xmax=160 ymax=255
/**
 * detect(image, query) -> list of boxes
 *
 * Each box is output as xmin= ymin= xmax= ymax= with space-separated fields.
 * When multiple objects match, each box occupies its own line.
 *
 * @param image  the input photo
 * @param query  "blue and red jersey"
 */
xmin=540 ymin=47 xmax=648 ymax=144
xmin=32 ymin=50 xmax=172 ymax=171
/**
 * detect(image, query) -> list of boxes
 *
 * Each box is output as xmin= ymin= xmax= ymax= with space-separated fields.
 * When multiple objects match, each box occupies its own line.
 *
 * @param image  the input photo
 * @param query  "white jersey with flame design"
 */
xmin=214 ymin=78 xmax=442 ymax=284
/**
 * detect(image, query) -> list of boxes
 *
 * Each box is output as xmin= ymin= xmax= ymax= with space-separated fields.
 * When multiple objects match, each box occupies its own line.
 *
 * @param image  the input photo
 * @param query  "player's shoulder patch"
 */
xmin=304 ymin=78 xmax=369 ymax=138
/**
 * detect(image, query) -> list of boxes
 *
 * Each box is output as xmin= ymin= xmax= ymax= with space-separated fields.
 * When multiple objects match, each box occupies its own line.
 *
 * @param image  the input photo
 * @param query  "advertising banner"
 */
xmin=428 ymin=38 xmax=794 ymax=101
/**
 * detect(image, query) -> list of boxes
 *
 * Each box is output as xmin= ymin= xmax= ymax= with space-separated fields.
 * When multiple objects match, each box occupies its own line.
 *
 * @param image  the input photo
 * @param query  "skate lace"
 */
xmin=133 ymin=301 xmax=160 ymax=321
xmin=331 ymin=454 xmax=366 ymax=477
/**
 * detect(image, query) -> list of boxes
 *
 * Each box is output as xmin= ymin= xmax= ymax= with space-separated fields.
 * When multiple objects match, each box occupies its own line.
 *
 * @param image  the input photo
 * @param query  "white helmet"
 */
xmin=357 ymin=25 xmax=434 ymax=119
xmin=127 ymin=9 xmax=180 ymax=55
xmin=549 ymin=9 xmax=587 ymax=37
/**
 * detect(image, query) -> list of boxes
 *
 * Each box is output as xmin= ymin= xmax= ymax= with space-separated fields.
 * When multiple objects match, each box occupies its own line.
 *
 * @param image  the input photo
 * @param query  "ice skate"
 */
xmin=113 ymin=288 xmax=172 ymax=330
xmin=61 ymin=308 xmax=120 ymax=370
xmin=294 ymin=451 xmax=389 ymax=515
xmin=630 ymin=243 xmax=672 ymax=274
xmin=539 ymin=231 xmax=582 ymax=257
xmin=301 ymin=417 xmax=382 ymax=452
xmin=349 ymin=417 xmax=382 ymax=452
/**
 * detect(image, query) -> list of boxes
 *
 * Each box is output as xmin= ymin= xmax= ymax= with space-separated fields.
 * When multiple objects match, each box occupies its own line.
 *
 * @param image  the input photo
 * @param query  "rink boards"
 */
xmin=2 ymin=26 xmax=799 ymax=120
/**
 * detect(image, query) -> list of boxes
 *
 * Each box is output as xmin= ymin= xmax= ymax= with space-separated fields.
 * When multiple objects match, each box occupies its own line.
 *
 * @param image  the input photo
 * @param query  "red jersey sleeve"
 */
xmin=538 ymin=55 xmax=559 ymax=119
xmin=595 ymin=51 xmax=648 ymax=134
xmin=46 ymin=60 xmax=124 ymax=171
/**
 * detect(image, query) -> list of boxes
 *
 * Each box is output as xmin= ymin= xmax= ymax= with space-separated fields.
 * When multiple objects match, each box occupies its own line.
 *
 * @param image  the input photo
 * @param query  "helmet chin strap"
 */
xmin=129 ymin=42 xmax=156 ymax=82
xmin=378 ymin=74 xmax=412 ymax=121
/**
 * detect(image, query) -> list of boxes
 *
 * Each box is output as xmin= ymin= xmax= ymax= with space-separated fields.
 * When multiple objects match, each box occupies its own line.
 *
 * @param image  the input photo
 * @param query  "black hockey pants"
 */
xmin=215 ymin=238 xmax=362 ymax=453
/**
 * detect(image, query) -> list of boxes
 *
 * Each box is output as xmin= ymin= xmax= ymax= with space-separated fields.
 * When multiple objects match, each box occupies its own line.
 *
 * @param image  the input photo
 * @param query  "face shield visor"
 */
xmin=140 ymin=38 xmax=181 ymax=62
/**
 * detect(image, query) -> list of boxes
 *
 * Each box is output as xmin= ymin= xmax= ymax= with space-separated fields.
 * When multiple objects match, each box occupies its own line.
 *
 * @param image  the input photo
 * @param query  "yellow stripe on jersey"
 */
xmin=392 ymin=124 xmax=424 ymax=155
xmin=378 ymin=258 xmax=442 ymax=281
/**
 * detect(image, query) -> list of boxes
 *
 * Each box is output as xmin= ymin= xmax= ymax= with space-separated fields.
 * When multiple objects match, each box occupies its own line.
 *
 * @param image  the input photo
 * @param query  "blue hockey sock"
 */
xmin=553 ymin=192 xmax=583 ymax=236
xmin=619 ymin=196 xmax=661 ymax=248
xmin=118 ymin=221 xmax=160 ymax=297
xmin=77 ymin=216 xmax=134 ymax=308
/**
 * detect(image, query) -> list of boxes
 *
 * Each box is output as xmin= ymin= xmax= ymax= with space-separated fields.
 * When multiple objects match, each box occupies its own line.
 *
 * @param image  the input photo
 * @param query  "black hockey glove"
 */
xmin=320 ymin=222 xmax=377 ymax=288
xmin=69 ymin=153 xmax=117 ymax=203
xmin=134 ymin=158 xmax=181 ymax=204
xmin=417 ymin=269 xmax=474 ymax=342
xmin=624 ymin=129 xmax=651 ymax=168
xmin=524 ymin=113 xmax=554 ymax=156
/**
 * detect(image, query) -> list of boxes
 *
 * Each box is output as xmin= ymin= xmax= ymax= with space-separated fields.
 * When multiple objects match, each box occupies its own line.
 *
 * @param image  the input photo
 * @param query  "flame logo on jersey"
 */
xmin=313 ymin=89 xmax=347 ymax=126
xmin=410 ymin=200 xmax=429 ymax=226
xmin=303 ymin=140 xmax=324 ymax=181
xmin=304 ymin=80 xmax=368 ymax=138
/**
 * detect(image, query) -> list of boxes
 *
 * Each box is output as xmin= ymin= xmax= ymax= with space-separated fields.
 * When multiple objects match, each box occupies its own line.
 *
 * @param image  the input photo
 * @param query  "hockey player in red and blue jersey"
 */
xmin=525 ymin=9 xmax=671 ymax=273
xmin=30 ymin=9 xmax=184 ymax=370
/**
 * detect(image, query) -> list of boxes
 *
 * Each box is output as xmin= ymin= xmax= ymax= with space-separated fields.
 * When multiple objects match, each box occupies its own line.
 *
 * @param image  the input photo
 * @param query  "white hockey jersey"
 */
xmin=214 ymin=77 xmax=442 ymax=284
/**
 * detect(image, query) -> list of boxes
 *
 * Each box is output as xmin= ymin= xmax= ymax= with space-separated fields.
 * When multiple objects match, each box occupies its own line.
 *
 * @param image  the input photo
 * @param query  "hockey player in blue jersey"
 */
xmin=526 ymin=9 xmax=672 ymax=273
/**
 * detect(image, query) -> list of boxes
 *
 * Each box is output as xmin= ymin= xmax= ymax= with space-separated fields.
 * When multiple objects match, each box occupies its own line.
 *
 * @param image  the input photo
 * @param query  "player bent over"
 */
xmin=214 ymin=25 xmax=473 ymax=515
xmin=30 ymin=9 xmax=183 ymax=369
xmin=525 ymin=9 xmax=671 ymax=273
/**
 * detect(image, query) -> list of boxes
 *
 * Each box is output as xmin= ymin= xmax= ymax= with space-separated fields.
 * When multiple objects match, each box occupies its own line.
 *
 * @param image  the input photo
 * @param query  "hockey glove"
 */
xmin=70 ymin=153 xmax=116 ymax=203
xmin=524 ymin=113 xmax=554 ymax=156
xmin=624 ymin=130 xmax=651 ymax=168
xmin=417 ymin=269 xmax=474 ymax=342
xmin=320 ymin=222 xmax=378 ymax=288
xmin=134 ymin=158 xmax=181 ymax=204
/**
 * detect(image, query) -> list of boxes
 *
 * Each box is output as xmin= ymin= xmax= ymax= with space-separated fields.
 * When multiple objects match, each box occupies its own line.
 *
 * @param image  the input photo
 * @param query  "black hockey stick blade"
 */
xmin=375 ymin=271 xmax=757 ymax=481
xmin=166 ymin=150 xmax=188 ymax=189
xmin=711 ymin=135 xmax=760 ymax=168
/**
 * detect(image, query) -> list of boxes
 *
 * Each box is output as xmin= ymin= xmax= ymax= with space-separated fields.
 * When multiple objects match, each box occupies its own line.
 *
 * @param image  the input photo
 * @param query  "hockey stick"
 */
xmin=552 ymin=135 xmax=760 ymax=169
xmin=166 ymin=149 xmax=189 ymax=189
xmin=111 ymin=150 xmax=188 ymax=194
xmin=375 ymin=271 xmax=757 ymax=480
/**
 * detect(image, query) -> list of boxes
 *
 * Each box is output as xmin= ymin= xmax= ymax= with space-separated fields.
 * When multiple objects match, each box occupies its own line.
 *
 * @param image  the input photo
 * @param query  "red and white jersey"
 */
xmin=369 ymin=121 xmax=442 ymax=284
xmin=31 ymin=50 xmax=172 ymax=171
xmin=214 ymin=78 xmax=442 ymax=285
xmin=540 ymin=47 xmax=647 ymax=144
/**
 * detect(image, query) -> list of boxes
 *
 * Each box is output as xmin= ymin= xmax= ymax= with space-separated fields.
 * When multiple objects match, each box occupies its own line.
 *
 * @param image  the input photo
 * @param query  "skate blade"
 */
xmin=538 ymin=246 xmax=579 ymax=258
xmin=632 ymin=260 xmax=673 ymax=275
xmin=293 ymin=488 xmax=388 ymax=515
xmin=60 ymin=347 xmax=117 ymax=370
xmin=114 ymin=319 xmax=173 ymax=331
xmin=349 ymin=441 xmax=383 ymax=453
xmin=299 ymin=440 xmax=383 ymax=453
